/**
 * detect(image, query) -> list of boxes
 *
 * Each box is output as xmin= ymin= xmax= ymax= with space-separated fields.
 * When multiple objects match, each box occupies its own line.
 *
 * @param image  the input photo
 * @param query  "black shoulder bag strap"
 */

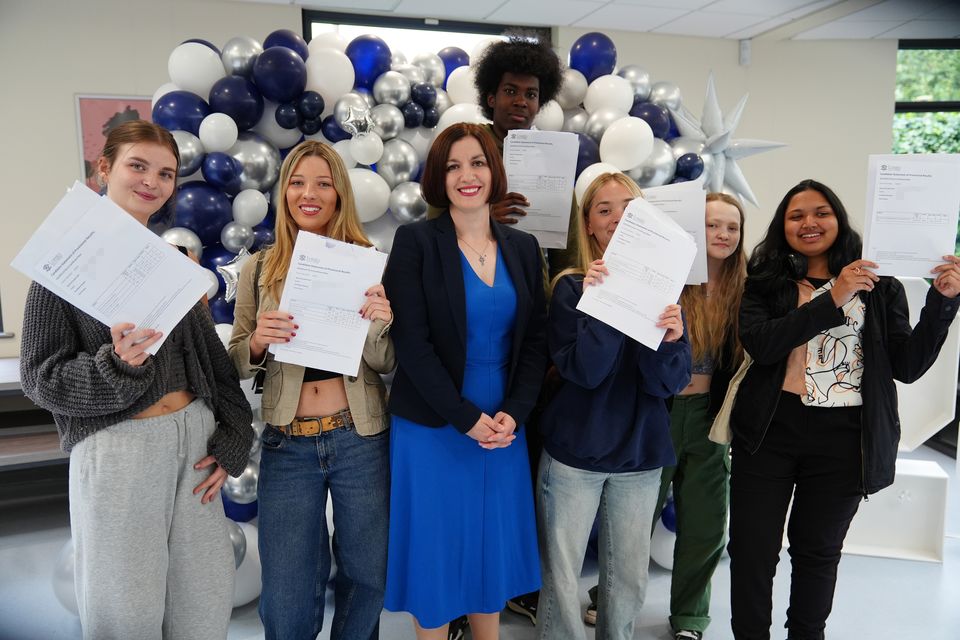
xmin=252 ymin=251 xmax=266 ymax=394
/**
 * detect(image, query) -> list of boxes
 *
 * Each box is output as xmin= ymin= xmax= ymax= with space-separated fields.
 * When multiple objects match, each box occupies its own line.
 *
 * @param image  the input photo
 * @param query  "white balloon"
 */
xmin=309 ymin=32 xmax=349 ymax=54
xmin=445 ymin=66 xmax=478 ymax=105
xmin=351 ymin=133 xmax=385 ymax=165
xmin=233 ymin=522 xmax=262 ymax=607
xmin=205 ymin=269 xmax=221 ymax=299
xmin=557 ymin=68 xmax=588 ymax=110
xmin=575 ymin=162 xmax=622 ymax=207
xmin=214 ymin=323 xmax=233 ymax=349
xmin=167 ymin=42 xmax=225 ymax=99
xmin=584 ymin=74 xmax=634 ymax=115
xmin=199 ymin=113 xmax=239 ymax=153
xmin=649 ymin=519 xmax=676 ymax=570
xmin=471 ymin=38 xmax=499 ymax=63
xmin=253 ymin=102 xmax=304 ymax=150
xmin=305 ymin=49 xmax=355 ymax=118
xmin=152 ymin=82 xmax=179 ymax=109
xmin=349 ymin=168 xmax=391 ymax=223
xmin=333 ymin=140 xmax=357 ymax=169
xmin=398 ymin=126 xmax=433 ymax=164
xmin=52 ymin=539 xmax=78 ymax=615
xmin=600 ymin=117 xmax=655 ymax=171
xmin=233 ymin=189 xmax=269 ymax=227
xmin=533 ymin=100 xmax=563 ymax=131
xmin=434 ymin=103 xmax=489 ymax=137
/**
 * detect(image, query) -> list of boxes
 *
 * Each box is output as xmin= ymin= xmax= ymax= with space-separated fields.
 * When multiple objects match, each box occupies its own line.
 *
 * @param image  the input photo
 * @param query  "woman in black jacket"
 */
xmin=728 ymin=179 xmax=960 ymax=640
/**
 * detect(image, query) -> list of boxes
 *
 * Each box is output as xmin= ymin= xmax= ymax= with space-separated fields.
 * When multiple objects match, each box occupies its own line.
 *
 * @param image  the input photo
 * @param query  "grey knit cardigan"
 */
xmin=19 ymin=282 xmax=253 ymax=477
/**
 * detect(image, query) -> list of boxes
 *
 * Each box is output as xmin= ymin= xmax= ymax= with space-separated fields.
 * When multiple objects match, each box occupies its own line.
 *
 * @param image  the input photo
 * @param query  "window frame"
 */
xmin=894 ymin=39 xmax=960 ymax=114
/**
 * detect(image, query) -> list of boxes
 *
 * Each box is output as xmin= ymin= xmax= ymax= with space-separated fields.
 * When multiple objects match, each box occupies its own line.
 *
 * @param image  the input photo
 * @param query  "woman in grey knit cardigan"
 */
xmin=19 ymin=120 xmax=253 ymax=640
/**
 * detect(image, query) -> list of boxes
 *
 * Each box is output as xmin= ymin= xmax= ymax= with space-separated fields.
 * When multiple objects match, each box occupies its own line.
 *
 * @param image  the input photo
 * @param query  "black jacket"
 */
xmin=383 ymin=211 xmax=549 ymax=433
xmin=731 ymin=276 xmax=958 ymax=494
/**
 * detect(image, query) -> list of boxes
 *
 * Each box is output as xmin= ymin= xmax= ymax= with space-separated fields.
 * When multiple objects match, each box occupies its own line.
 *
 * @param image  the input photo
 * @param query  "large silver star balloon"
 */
xmin=669 ymin=72 xmax=785 ymax=207
xmin=216 ymin=246 xmax=252 ymax=303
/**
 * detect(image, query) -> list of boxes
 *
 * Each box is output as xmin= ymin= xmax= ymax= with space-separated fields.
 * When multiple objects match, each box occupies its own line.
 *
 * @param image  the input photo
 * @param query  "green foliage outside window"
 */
xmin=895 ymin=49 xmax=960 ymax=102
xmin=892 ymin=112 xmax=960 ymax=154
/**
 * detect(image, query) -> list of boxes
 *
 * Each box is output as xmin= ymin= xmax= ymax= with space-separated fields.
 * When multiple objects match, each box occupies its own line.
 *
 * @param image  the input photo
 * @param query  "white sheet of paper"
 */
xmin=11 ymin=182 xmax=212 ymax=354
xmin=863 ymin=154 xmax=960 ymax=277
xmin=577 ymin=198 xmax=697 ymax=350
xmin=503 ymin=129 xmax=578 ymax=249
xmin=269 ymin=231 xmax=388 ymax=377
xmin=639 ymin=180 xmax=707 ymax=284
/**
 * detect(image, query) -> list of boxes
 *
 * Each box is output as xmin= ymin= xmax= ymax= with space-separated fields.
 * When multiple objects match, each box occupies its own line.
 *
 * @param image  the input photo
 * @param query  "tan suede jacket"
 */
xmin=228 ymin=251 xmax=395 ymax=435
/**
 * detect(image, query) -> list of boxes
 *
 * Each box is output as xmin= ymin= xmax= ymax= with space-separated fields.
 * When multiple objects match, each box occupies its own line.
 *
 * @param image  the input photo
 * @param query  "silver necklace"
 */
xmin=458 ymin=236 xmax=493 ymax=266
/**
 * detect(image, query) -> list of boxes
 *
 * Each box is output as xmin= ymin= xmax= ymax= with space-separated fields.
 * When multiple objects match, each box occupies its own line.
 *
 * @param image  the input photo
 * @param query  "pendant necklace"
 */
xmin=459 ymin=236 xmax=492 ymax=266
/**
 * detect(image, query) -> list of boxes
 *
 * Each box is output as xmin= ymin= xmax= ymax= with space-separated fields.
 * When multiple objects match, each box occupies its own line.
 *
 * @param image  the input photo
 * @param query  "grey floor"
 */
xmin=2 ymin=446 xmax=958 ymax=640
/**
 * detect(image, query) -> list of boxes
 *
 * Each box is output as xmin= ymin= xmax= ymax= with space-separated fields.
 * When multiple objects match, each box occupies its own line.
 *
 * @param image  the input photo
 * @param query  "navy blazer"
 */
xmin=383 ymin=211 xmax=549 ymax=434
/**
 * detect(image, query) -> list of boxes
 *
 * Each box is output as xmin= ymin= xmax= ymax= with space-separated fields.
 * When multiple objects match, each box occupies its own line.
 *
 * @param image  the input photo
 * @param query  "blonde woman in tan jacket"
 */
xmin=228 ymin=140 xmax=395 ymax=640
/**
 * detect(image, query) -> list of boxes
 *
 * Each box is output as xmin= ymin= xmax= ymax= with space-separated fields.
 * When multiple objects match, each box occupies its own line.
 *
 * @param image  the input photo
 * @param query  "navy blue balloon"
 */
xmin=666 ymin=119 xmax=681 ymax=141
xmin=299 ymin=117 xmax=323 ymax=136
xmin=423 ymin=106 xmax=440 ymax=129
xmin=675 ymin=153 xmax=704 ymax=180
xmin=321 ymin=115 xmax=351 ymax=142
xmin=251 ymin=225 xmax=275 ymax=251
xmin=402 ymin=102 xmax=425 ymax=128
xmin=345 ymin=35 xmax=392 ymax=90
xmin=629 ymin=101 xmax=671 ymax=140
xmin=671 ymin=176 xmax=692 ymax=184
xmin=209 ymin=294 xmax=237 ymax=325
xmin=569 ymin=32 xmax=617 ymax=83
xmin=209 ymin=76 xmax=264 ymax=131
xmin=437 ymin=47 xmax=469 ymax=89
xmin=275 ymin=102 xmax=301 ymax=129
xmin=183 ymin=38 xmax=221 ymax=55
xmin=152 ymin=91 xmax=210 ymax=136
xmin=174 ymin=182 xmax=234 ymax=246
xmin=411 ymin=82 xmax=437 ymax=108
xmin=575 ymin=133 xmax=600 ymax=179
xmin=263 ymin=28 xmax=309 ymax=62
xmin=661 ymin=498 xmax=677 ymax=533
xmin=201 ymin=153 xmax=243 ymax=194
xmin=253 ymin=47 xmax=307 ymax=103
xmin=221 ymin=492 xmax=257 ymax=522
xmin=297 ymin=91 xmax=324 ymax=120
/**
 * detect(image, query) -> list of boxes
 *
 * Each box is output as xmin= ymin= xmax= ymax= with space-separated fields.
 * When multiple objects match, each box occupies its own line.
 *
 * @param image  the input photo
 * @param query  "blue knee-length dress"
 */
xmin=384 ymin=247 xmax=541 ymax=628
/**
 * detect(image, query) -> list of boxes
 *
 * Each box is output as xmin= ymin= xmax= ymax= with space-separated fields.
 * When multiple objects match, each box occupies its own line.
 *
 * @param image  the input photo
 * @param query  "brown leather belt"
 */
xmin=279 ymin=409 xmax=354 ymax=436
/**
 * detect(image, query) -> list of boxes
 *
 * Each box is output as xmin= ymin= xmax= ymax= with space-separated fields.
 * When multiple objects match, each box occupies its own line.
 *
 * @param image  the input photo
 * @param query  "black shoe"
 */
xmin=448 ymin=615 xmax=468 ymax=640
xmin=674 ymin=631 xmax=702 ymax=640
xmin=506 ymin=592 xmax=538 ymax=625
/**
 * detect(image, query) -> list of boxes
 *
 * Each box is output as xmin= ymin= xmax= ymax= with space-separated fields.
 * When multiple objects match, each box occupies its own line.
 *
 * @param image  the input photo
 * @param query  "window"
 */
xmin=892 ymin=40 xmax=960 ymax=156
xmin=302 ymin=10 xmax=550 ymax=60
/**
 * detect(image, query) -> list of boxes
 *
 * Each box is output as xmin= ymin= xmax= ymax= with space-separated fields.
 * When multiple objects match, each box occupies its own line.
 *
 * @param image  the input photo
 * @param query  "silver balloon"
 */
xmin=226 ymin=520 xmax=247 ymax=569
xmin=223 ymin=460 xmax=259 ymax=505
xmin=221 ymin=221 xmax=255 ymax=253
xmin=172 ymin=130 xmax=204 ymax=176
xmin=412 ymin=52 xmax=446 ymax=88
xmin=221 ymin=36 xmax=263 ymax=78
xmin=583 ymin=108 xmax=627 ymax=143
xmin=357 ymin=90 xmax=377 ymax=110
xmin=434 ymin=88 xmax=452 ymax=115
xmin=227 ymin=132 xmax=281 ymax=192
xmin=627 ymin=139 xmax=676 ymax=188
xmin=649 ymin=81 xmax=682 ymax=111
xmin=162 ymin=226 xmax=203 ymax=258
xmin=669 ymin=136 xmax=713 ymax=185
xmin=334 ymin=93 xmax=371 ymax=128
xmin=377 ymin=139 xmax=419 ymax=190
xmin=391 ymin=51 xmax=408 ymax=67
xmin=394 ymin=64 xmax=427 ymax=86
xmin=364 ymin=214 xmax=400 ymax=254
xmin=372 ymin=71 xmax=411 ymax=107
xmin=563 ymin=108 xmax=589 ymax=134
xmin=371 ymin=104 xmax=404 ymax=141
xmin=617 ymin=65 xmax=652 ymax=102
xmin=216 ymin=246 xmax=252 ymax=302
xmin=389 ymin=181 xmax=427 ymax=224
xmin=52 ymin=538 xmax=78 ymax=615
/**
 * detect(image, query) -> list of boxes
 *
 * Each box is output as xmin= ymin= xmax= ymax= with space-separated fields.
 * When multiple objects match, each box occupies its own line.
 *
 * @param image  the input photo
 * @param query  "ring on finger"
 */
xmin=854 ymin=266 xmax=861 ymax=275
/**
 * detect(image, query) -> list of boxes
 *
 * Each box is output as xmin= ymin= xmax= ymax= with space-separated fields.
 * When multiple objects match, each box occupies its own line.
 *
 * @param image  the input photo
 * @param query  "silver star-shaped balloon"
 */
xmin=669 ymin=72 xmax=785 ymax=207
xmin=216 ymin=246 xmax=252 ymax=303
xmin=340 ymin=106 xmax=376 ymax=137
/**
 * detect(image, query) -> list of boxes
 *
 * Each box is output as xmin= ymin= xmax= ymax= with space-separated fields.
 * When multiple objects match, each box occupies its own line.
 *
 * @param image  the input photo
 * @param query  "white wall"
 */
xmin=0 ymin=2 xmax=897 ymax=358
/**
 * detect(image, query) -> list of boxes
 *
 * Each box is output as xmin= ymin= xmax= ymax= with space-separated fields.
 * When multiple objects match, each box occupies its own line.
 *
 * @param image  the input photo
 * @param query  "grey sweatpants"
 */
xmin=69 ymin=399 xmax=235 ymax=640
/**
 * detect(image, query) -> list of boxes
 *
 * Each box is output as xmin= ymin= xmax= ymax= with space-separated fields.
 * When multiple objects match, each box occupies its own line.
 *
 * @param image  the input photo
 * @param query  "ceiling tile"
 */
xmin=878 ymin=20 xmax=960 ymax=39
xmin=793 ymin=20 xmax=906 ymax=39
xmin=487 ymin=0 xmax=603 ymax=26
xmin=608 ymin=0 xmax=713 ymax=8
xmin=837 ymin=0 xmax=946 ymax=22
xmin=706 ymin=0 xmax=838 ymax=17
xmin=724 ymin=14 xmax=795 ymax=39
xmin=392 ymin=0 xmax=506 ymax=20
xmin=301 ymin=0 xmax=400 ymax=10
xmin=573 ymin=4 xmax=688 ymax=31
xmin=654 ymin=10 xmax=769 ymax=37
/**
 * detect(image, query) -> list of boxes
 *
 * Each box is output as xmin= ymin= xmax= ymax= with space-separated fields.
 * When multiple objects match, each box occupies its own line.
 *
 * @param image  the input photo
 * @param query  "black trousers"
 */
xmin=729 ymin=392 xmax=863 ymax=640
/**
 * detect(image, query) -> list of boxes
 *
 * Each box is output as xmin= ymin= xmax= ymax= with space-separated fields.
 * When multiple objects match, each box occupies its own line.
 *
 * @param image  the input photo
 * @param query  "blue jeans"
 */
xmin=536 ymin=450 xmax=661 ymax=640
xmin=258 ymin=424 xmax=390 ymax=640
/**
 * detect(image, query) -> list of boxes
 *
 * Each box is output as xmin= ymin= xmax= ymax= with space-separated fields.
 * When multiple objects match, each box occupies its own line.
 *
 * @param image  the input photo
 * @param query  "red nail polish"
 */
xmin=285 ymin=338 xmax=290 ymax=342
xmin=294 ymin=324 xmax=300 ymax=329
xmin=291 ymin=332 xmax=297 ymax=337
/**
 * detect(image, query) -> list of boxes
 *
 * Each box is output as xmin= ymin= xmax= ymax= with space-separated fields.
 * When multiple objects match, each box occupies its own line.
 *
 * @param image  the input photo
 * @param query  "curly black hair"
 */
xmin=473 ymin=38 xmax=563 ymax=119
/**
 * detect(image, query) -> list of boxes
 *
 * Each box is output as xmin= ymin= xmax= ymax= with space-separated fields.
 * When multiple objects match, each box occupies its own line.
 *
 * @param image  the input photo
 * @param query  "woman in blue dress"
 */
xmin=383 ymin=122 xmax=548 ymax=640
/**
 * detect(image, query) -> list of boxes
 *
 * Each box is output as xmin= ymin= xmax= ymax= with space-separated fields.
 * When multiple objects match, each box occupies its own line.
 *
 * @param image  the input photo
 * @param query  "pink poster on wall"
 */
xmin=75 ymin=95 xmax=152 ymax=191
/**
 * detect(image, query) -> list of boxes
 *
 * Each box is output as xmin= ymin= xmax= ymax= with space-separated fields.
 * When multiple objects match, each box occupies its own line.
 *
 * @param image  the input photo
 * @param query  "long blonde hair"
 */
xmin=679 ymin=192 xmax=747 ymax=366
xmin=261 ymin=140 xmax=372 ymax=302
xmin=551 ymin=172 xmax=643 ymax=290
